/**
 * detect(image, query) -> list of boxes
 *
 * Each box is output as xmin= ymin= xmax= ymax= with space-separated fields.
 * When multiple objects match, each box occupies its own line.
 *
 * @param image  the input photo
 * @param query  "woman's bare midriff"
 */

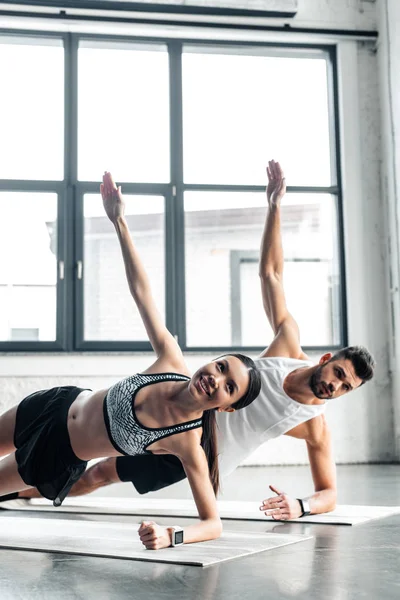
xmin=67 ymin=388 xmax=122 ymax=461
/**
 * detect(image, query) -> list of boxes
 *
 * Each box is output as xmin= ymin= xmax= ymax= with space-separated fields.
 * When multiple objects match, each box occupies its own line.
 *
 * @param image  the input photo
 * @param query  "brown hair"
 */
xmin=201 ymin=353 xmax=261 ymax=495
xmin=329 ymin=345 xmax=375 ymax=386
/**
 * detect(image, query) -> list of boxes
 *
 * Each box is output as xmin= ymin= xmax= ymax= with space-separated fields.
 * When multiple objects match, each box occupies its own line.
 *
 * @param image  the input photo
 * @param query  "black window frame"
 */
xmin=0 ymin=28 xmax=347 ymax=353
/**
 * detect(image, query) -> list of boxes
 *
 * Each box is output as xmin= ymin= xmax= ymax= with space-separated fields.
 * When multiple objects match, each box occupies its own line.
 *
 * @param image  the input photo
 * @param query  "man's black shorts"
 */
xmin=115 ymin=454 xmax=186 ymax=494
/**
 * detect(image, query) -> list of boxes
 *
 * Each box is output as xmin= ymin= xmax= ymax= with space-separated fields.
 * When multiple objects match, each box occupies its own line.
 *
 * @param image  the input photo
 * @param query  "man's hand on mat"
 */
xmin=138 ymin=520 xmax=172 ymax=550
xmin=100 ymin=171 xmax=125 ymax=223
xmin=266 ymin=160 xmax=286 ymax=208
xmin=259 ymin=484 xmax=303 ymax=520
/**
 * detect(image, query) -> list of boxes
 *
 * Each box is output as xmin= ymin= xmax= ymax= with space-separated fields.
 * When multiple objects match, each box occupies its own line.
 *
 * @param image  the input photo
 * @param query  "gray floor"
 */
xmin=0 ymin=464 xmax=399 ymax=600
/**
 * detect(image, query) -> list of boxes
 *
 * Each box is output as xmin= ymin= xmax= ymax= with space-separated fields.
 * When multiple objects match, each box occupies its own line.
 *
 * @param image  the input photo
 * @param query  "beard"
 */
xmin=309 ymin=365 xmax=330 ymax=399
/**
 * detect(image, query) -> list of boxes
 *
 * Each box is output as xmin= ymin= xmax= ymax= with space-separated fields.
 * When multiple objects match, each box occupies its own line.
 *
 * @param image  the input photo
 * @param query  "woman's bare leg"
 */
xmin=18 ymin=457 xmax=120 ymax=499
xmin=0 ymin=405 xmax=18 ymax=457
xmin=0 ymin=452 xmax=31 ymax=496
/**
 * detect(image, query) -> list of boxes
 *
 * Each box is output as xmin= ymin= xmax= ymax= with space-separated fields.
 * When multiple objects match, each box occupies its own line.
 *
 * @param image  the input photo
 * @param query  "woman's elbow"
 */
xmin=200 ymin=516 xmax=222 ymax=540
xmin=327 ymin=489 xmax=337 ymax=512
xmin=211 ymin=518 xmax=223 ymax=539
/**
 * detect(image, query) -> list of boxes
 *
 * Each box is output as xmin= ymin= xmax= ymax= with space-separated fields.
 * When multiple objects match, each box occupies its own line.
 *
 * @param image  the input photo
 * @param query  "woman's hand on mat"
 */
xmin=138 ymin=520 xmax=172 ymax=550
xmin=266 ymin=160 xmax=286 ymax=208
xmin=100 ymin=171 xmax=125 ymax=223
xmin=259 ymin=484 xmax=303 ymax=520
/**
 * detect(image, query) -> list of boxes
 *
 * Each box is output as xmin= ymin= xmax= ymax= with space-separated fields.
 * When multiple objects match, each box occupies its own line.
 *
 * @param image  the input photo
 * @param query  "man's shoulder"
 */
xmin=255 ymin=354 xmax=313 ymax=368
xmin=285 ymin=413 xmax=328 ymax=441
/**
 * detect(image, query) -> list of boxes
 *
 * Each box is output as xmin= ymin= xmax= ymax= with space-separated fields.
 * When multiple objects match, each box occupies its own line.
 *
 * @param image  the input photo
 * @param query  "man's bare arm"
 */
xmin=287 ymin=417 xmax=337 ymax=514
xmin=259 ymin=160 xmax=308 ymax=360
xmin=259 ymin=416 xmax=336 ymax=519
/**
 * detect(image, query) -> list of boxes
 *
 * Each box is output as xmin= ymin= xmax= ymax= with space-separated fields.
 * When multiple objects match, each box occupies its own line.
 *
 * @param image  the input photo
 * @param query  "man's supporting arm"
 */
xmin=304 ymin=417 xmax=337 ymax=514
xmin=259 ymin=416 xmax=337 ymax=519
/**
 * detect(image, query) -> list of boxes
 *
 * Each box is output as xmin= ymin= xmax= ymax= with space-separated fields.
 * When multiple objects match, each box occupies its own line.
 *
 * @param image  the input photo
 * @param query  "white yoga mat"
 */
xmin=0 ymin=516 xmax=311 ymax=567
xmin=2 ymin=497 xmax=400 ymax=525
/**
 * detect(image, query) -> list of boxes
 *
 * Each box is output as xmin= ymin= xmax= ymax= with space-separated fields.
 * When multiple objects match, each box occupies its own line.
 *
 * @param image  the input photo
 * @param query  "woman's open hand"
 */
xmin=100 ymin=171 xmax=125 ymax=223
xmin=266 ymin=160 xmax=286 ymax=208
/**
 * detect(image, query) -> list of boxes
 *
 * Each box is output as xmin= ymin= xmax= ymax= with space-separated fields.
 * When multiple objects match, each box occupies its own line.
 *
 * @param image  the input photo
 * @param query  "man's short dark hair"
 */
xmin=329 ymin=346 xmax=375 ymax=386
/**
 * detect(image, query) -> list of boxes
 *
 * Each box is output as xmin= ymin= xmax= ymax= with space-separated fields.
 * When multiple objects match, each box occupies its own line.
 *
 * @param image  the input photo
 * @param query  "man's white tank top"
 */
xmin=215 ymin=356 xmax=326 ymax=477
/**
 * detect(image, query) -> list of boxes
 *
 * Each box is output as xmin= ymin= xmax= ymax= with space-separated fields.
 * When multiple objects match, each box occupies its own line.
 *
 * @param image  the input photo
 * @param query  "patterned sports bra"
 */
xmin=103 ymin=372 xmax=203 ymax=456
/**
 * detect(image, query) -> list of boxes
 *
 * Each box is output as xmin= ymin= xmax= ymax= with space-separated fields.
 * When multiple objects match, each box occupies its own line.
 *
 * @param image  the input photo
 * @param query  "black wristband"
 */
xmin=297 ymin=498 xmax=311 ymax=517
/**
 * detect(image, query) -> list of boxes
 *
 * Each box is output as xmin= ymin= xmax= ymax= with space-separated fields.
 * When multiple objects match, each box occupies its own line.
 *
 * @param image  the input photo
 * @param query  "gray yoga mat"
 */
xmin=2 ymin=497 xmax=400 ymax=525
xmin=0 ymin=516 xmax=311 ymax=567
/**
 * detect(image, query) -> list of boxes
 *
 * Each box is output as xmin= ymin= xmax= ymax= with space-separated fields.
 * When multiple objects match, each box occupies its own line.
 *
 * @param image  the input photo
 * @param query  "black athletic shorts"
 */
xmin=14 ymin=386 xmax=89 ymax=507
xmin=115 ymin=454 xmax=187 ymax=494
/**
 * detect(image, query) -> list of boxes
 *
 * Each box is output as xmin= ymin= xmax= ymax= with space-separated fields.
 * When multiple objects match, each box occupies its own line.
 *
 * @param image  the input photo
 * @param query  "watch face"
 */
xmin=175 ymin=530 xmax=184 ymax=545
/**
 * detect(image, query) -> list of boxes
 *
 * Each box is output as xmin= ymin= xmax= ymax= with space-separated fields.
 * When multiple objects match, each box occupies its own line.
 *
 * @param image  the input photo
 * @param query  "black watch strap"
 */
xmin=297 ymin=498 xmax=311 ymax=517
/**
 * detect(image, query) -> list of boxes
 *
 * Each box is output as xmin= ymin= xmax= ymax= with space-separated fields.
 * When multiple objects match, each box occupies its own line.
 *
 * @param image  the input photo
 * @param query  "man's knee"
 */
xmin=85 ymin=457 xmax=120 ymax=488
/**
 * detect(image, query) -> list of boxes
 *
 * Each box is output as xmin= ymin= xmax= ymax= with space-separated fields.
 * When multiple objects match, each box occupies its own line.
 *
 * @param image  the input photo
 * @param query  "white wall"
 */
xmin=0 ymin=0 xmax=396 ymax=465
xmin=377 ymin=0 xmax=400 ymax=459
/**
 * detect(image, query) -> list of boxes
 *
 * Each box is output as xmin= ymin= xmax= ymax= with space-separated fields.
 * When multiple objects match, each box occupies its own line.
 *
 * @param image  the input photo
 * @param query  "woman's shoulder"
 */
xmin=141 ymin=355 xmax=191 ymax=378
xmin=163 ymin=428 xmax=203 ymax=463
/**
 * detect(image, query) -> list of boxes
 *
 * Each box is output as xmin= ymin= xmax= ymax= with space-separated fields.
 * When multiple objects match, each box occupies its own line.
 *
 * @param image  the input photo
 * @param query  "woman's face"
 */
xmin=190 ymin=355 xmax=250 ymax=412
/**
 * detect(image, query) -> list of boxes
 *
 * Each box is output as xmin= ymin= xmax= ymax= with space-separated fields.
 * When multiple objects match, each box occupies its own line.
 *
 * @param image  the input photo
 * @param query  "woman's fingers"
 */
xmin=140 ymin=533 xmax=157 ymax=543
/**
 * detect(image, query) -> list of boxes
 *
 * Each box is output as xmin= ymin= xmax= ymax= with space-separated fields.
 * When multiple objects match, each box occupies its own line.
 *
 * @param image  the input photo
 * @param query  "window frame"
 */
xmin=0 ymin=28 xmax=347 ymax=352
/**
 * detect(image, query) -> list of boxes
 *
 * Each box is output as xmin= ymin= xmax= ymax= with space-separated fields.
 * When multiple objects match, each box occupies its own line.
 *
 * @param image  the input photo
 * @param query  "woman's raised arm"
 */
xmin=101 ymin=172 xmax=183 ymax=363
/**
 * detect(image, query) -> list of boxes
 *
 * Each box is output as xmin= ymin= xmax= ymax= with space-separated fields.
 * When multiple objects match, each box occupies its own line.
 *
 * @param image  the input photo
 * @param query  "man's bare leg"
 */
xmin=0 ymin=405 xmax=18 ymax=457
xmin=0 ymin=452 xmax=32 ymax=496
xmin=17 ymin=457 xmax=120 ymax=499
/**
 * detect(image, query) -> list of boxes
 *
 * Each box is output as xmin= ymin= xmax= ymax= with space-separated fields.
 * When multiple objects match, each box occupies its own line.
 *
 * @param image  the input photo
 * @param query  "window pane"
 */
xmin=184 ymin=192 xmax=340 ymax=347
xmin=183 ymin=48 xmax=331 ymax=186
xmin=0 ymin=37 xmax=64 ymax=180
xmin=0 ymin=193 xmax=58 ymax=341
xmin=83 ymin=194 xmax=165 ymax=341
xmin=78 ymin=41 xmax=169 ymax=183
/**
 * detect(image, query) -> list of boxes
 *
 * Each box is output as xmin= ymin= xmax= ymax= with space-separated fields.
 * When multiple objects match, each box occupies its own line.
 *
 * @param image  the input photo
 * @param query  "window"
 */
xmin=78 ymin=41 xmax=169 ymax=183
xmin=82 ymin=194 xmax=165 ymax=343
xmin=0 ymin=191 xmax=58 ymax=344
xmin=0 ymin=32 xmax=344 ymax=352
xmin=0 ymin=37 xmax=64 ymax=180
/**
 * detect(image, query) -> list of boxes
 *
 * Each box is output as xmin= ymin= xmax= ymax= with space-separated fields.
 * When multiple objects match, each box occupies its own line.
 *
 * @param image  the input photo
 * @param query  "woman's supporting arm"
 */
xmin=137 ymin=437 xmax=222 ymax=550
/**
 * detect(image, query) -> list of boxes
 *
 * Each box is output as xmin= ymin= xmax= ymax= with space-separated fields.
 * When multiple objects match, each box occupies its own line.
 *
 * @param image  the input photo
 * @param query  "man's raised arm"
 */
xmin=259 ymin=160 xmax=307 ymax=360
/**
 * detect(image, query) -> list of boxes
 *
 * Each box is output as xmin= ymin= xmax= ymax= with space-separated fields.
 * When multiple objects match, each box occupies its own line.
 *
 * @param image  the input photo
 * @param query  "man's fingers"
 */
xmin=271 ymin=511 xmax=290 ymax=521
xmin=263 ymin=506 xmax=291 ymax=520
xmin=260 ymin=497 xmax=285 ymax=509
xmin=269 ymin=483 xmax=285 ymax=496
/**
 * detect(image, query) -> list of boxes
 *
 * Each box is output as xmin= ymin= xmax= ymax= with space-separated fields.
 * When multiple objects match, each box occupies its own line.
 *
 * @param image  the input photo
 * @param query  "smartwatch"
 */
xmin=297 ymin=498 xmax=311 ymax=517
xmin=168 ymin=526 xmax=184 ymax=547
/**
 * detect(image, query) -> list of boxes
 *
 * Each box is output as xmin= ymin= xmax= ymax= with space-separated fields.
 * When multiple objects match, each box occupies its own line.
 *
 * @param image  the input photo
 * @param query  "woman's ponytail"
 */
xmin=201 ymin=409 xmax=220 ymax=495
xmin=200 ymin=353 xmax=261 ymax=496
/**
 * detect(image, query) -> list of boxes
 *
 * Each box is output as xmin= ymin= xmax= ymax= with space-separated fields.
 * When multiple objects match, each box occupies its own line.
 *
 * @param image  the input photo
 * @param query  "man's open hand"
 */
xmin=259 ymin=484 xmax=303 ymax=520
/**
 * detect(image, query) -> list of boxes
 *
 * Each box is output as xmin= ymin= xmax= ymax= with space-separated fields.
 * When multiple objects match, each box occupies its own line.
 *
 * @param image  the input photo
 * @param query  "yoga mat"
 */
xmin=0 ymin=516 xmax=311 ymax=567
xmin=2 ymin=497 xmax=400 ymax=525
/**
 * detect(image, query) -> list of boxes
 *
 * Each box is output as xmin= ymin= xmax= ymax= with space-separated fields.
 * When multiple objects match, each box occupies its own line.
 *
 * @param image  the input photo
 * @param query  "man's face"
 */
xmin=309 ymin=358 xmax=363 ymax=400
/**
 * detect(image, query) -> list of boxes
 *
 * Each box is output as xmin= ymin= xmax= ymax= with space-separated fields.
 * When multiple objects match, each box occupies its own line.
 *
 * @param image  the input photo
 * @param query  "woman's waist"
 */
xmin=67 ymin=388 xmax=118 ymax=460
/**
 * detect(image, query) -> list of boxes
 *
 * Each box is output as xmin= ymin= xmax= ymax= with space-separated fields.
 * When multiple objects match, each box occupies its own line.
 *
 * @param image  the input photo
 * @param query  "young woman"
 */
xmin=0 ymin=172 xmax=261 ymax=550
